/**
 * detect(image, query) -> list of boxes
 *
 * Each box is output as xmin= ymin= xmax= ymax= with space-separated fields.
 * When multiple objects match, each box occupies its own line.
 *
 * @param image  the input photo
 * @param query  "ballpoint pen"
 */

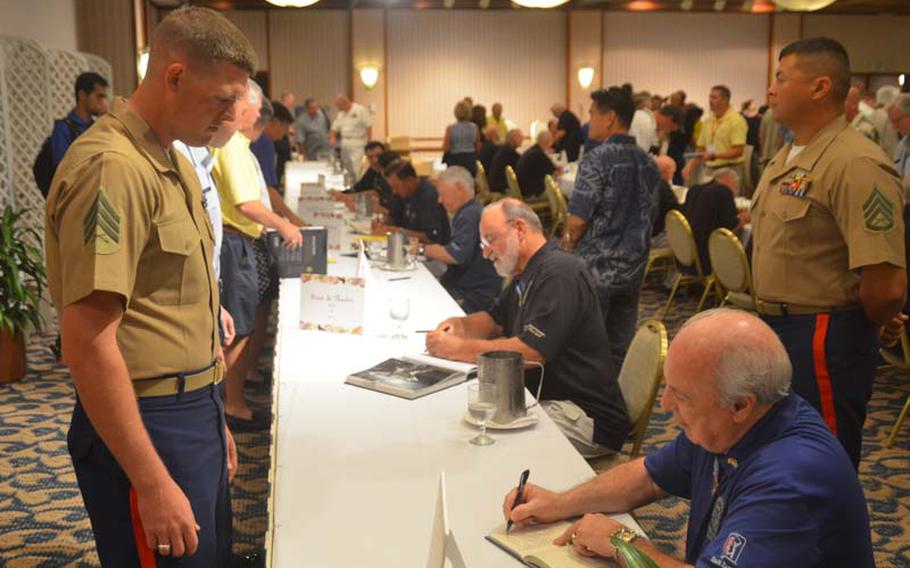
xmin=506 ymin=469 xmax=530 ymax=533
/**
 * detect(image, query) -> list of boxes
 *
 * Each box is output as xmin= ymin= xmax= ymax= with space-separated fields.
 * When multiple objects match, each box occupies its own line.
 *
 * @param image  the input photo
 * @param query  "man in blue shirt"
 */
xmin=417 ymin=166 xmax=501 ymax=313
xmin=379 ymin=160 xmax=450 ymax=245
xmin=501 ymin=309 xmax=874 ymax=568
xmin=565 ymin=87 xmax=661 ymax=374
xmin=50 ymin=72 xmax=108 ymax=166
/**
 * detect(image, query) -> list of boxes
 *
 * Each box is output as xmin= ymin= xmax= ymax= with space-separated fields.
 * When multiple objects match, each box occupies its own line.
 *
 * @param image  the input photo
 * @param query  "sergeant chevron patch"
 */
xmin=862 ymin=187 xmax=895 ymax=233
xmin=83 ymin=189 xmax=121 ymax=255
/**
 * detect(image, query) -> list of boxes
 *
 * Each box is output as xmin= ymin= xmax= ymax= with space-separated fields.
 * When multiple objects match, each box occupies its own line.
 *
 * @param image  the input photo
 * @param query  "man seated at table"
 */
xmin=501 ymin=309 xmax=874 ymax=568
xmin=682 ymin=167 xmax=748 ymax=274
xmin=516 ymin=130 xmax=558 ymax=199
xmin=350 ymin=140 xmax=387 ymax=193
xmin=426 ymin=199 xmax=629 ymax=457
xmin=378 ymin=159 xmax=450 ymax=244
xmin=652 ymin=155 xmax=681 ymax=249
xmin=489 ymin=128 xmax=523 ymax=194
xmin=418 ymin=166 xmax=502 ymax=313
xmin=478 ymin=125 xmax=500 ymax=174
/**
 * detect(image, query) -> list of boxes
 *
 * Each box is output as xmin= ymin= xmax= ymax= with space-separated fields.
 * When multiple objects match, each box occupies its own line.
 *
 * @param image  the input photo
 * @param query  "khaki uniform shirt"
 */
xmin=45 ymin=97 xmax=219 ymax=379
xmin=697 ymin=107 xmax=748 ymax=168
xmin=751 ymin=115 xmax=905 ymax=308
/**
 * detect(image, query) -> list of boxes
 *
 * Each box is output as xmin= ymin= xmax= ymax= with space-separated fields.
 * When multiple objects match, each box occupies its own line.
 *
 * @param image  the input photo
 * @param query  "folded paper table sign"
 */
xmin=426 ymin=471 xmax=466 ymax=568
xmin=299 ymin=274 xmax=366 ymax=335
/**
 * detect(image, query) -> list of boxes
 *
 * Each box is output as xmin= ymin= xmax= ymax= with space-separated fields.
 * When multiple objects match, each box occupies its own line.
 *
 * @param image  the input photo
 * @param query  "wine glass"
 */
xmin=389 ymin=296 xmax=410 ymax=339
xmin=467 ymin=382 xmax=497 ymax=446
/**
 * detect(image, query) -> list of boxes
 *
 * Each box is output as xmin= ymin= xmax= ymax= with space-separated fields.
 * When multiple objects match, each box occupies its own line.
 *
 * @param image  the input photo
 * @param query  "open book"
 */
xmin=487 ymin=522 xmax=619 ymax=568
xmin=345 ymin=355 xmax=475 ymax=400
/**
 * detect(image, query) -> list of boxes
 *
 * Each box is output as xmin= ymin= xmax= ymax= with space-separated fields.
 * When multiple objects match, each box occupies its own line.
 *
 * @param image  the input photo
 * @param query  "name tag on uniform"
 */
xmin=778 ymin=172 xmax=813 ymax=198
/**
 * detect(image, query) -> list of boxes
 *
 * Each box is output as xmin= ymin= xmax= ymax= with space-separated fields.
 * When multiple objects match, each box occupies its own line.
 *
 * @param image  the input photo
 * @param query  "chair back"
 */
xmin=708 ymin=228 xmax=752 ymax=292
xmin=505 ymin=165 xmax=523 ymax=200
xmin=543 ymin=175 xmax=567 ymax=237
xmin=475 ymin=160 xmax=492 ymax=204
xmin=665 ymin=210 xmax=703 ymax=276
xmin=618 ymin=320 xmax=668 ymax=457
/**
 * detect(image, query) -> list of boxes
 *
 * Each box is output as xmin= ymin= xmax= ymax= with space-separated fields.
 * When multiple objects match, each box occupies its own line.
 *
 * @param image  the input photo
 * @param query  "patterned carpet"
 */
xmin=1 ymin=276 xmax=910 ymax=567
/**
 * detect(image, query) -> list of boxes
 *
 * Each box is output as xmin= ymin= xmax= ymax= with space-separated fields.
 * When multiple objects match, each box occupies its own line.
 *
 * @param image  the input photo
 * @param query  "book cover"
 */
xmin=345 ymin=357 xmax=470 ymax=400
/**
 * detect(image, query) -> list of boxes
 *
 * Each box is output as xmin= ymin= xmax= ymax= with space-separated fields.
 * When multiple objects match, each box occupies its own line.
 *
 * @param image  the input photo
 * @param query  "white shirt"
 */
xmin=332 ymin=102 xmax=372 ymax=143
xmin=630 ymin=109 xmax=658 ymax=153
xmin=786 ymin=144 xmax=806 ymax=165
xmin=173 ymin=141 xmax=223 ymax=280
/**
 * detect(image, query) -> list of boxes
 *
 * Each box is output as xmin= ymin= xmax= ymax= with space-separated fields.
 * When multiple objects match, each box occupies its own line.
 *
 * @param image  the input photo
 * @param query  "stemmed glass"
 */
xmin=467 ymin=382 xmax=498 ymax=446
xmin=389 ymin=296 xmax=410 ymax=339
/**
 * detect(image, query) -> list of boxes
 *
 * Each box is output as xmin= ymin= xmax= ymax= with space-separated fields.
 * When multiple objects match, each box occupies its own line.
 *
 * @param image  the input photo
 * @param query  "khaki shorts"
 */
xmin=541 ymin=400 xmax=615 ymax=459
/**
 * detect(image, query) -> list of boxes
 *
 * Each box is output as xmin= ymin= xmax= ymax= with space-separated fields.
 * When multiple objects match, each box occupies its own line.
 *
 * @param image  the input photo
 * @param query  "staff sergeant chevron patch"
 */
xmin=862 ymin=187 xmax=895 ymax=233
xmin=83 ymin=189 xmax=121 ymax=255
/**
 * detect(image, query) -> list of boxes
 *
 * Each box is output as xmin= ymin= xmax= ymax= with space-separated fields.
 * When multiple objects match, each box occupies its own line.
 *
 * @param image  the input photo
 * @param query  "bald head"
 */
xmin=506 ymin=128 xmax=523 ymax=148
xmin=536 ymin=129 xmax=554 ymax=150
xmin=550 ymin=103 xmax=566 ymax=118
xmin=484 ymin=125 xmax=500 ymax=143
xmin=334 ymin=95 xmax=352 ymax=111
xmin=668 ymin=309 xmax=791 ymax=409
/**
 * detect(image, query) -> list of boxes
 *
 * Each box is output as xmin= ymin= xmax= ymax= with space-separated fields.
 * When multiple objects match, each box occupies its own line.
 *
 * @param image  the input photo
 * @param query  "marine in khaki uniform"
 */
xmin=44 ymin=7 xmax=255 ymax=566
xmin=752 ymin=37 xmax=906 ymax=469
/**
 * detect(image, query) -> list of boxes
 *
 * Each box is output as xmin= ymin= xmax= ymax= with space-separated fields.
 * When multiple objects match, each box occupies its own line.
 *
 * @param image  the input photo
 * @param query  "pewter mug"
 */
xmin=386 ymin=231 xmax=407 ymax=268
xmin=476 ymin=351 xmax=544 ymax=425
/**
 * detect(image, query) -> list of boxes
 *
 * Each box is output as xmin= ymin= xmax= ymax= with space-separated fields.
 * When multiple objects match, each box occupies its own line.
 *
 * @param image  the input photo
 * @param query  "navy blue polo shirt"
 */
xmin=439 ymin=200 xmax=501 ymax=313
xmin=644 ymin=394 xmax=873 ymax=568
xmin=390 ymin=178 xmax=451 ymax=244
xmin=251 ymin=132 xmax=279 ymax=189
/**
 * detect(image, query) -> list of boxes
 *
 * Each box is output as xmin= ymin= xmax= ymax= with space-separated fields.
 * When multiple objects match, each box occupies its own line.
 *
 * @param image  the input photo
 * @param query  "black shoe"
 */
xmin=225 ymin=410 xmax=271 ymax=432
xmin=230 ymin=550 xmax=264 ymax=568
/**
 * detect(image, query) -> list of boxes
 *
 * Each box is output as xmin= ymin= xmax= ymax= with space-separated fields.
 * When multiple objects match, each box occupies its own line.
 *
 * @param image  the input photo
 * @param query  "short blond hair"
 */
xmin=454 ymin=100 xmax=472 ymax=121
xmin=150 ymin=6 xmax=257 ymax=75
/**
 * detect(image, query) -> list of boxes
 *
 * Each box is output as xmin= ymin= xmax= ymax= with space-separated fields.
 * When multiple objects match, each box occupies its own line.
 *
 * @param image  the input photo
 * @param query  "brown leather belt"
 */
xmin=132 ymin=360 xmax=224 ymax=398
xmin=755 ymin=299 xmax=857 ymax=317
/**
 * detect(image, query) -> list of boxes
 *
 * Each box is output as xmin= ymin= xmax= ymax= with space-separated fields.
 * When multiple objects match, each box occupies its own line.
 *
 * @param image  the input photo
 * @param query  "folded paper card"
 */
xmin=299 ymin=274 xmax=366 ymax=334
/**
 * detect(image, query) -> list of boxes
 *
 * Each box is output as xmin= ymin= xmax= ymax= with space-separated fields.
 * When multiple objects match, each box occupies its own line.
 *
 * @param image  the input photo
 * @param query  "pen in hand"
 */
xmin=506 ymin=469 xmax=530 ymax=533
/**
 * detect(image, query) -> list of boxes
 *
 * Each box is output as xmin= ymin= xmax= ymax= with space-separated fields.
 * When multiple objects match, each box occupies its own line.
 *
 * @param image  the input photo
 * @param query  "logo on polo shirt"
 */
xmin=710 ymin=532 xmax=747 ymax=567
xmin=523 ymin=324 xmax=545 ymax=338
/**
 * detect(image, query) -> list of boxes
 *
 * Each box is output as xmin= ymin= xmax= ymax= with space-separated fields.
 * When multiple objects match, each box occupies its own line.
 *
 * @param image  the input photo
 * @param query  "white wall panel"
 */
xmin=222 ymin=10 xmax=269 ymax=72
xmin=386 ymin=10 xmax=566 ymax=139
xmin=803 ymin=15 xmax=910 ymax=73
xmin=602 ymin=12 xmax=769 ymax=110
xmin=268 ymin=10 xmax=350 ymax=110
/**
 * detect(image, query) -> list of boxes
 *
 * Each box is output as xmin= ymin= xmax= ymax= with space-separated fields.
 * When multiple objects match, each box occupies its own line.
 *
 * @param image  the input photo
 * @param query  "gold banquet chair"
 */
xmin=475 ymin=161 xmax=502 ymax=205
xmin=504 ymin=165 xmax=523 ymax=201
xmin=881 ymin=328 xmax=910 ymax=448
xmin=662 ymin=210 xmax=715 ymax=320
xmin=707 ymin=228 xmax=756 ymax=311
xmin=588 ymin=320 xmax=668 ymax=472
xmin=543 ymin=175 xmax=568 ymax=238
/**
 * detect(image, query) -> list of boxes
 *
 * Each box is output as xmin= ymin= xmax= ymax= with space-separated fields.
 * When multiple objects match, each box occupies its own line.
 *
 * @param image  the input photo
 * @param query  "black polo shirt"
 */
xmin=440 ymin=200 xmax=502 ymax=313
xmin=478 ymin=139 xmax=498 ymax=173
xmin=682 ymin=180 xmax=738 ymax=274
xmin=489 ymin=146 xmax=519 ymax=193
xmin=556 ymin=110 xmax=583 ymax=162
xmin=487 ymin=241 xmax=630 ymax=450
xmin=390 ymin=178 xmax=451 ymax=244
xmin=516 ymin=144 xmax=556 ymax=198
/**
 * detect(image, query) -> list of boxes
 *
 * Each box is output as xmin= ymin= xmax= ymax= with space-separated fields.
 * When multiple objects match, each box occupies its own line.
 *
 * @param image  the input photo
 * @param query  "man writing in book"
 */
xmin=426 ymin=199 xmax=629 ymax=458
xmin=500 ymin=309 xmax=874 ymax=568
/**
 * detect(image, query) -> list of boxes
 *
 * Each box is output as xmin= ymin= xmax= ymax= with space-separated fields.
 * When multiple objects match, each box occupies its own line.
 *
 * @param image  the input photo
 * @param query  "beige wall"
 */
xmin=803 ymin=15 xmax=910 ymax=73
xmin=352 ymin=10 xmax=386 ymax=140
xmin=769 ymin=13 xmax=801 ymax=89
xmin=0 ymin=0 xmax=77 ymax=51
xmin=76 ymin=0 xmax=136 ymax=95
xmin=603 ymin=12 xmax=770 ymax=110
xmin=386 ymin=10 xmax=566 ymax=139
xmin=222 ymin=10 xmax=269 ymax=72
xmin=569 ymin=10 xmax=602 ymax=120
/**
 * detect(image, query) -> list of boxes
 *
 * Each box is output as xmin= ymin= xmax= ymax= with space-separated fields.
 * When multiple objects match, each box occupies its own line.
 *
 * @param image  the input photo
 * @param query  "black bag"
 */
xmin=33 ymin=118 xmax=80 ymax=197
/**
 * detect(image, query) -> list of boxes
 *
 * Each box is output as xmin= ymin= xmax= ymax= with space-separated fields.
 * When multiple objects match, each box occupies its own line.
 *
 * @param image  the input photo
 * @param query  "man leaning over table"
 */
xmin=502 ymin=309 xmax=874 ymax=568
xmin=426 ymin=199 xmax=629 ymax=458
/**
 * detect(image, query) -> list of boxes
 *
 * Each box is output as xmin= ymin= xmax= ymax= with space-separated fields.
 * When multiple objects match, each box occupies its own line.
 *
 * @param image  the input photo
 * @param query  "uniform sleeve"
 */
xmin=211 ymin=143 xmax=262 ymax=207
xmin=52 ymin=153 xmax=153 ymax=307
xmin=360 ymin=108 xmax=373 ymax=130
xmin=830 ymin=156 xmax=906 ymax=270
xmin=643 ymin=434 xmax=694 ymax=500
xmin=567 ymin=153 xmax=606 ymax=222
xmin=444 ymin=209 xmax=479 ymax=266
xmin=695 ymin=477 xmax=819 ymax=568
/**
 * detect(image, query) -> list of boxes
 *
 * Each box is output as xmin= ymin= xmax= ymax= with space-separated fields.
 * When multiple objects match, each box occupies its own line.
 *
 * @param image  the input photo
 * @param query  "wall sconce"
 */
xmin=266 ymin=0 xmax=321 ymax=6
xmin=772 ymin=0 xmax=836 ymax=10
xmin=137 ymin=47 xmax=150 ymax=82
xmin=900 ymin=74 xmax=906 ymax=87
xmin=359 ymin=65 xmax=380 ymax=90
xmin=577 ymin=67 xmax=595 ymax=90
xmin=512 ymin=0 xmax=569 ymax=8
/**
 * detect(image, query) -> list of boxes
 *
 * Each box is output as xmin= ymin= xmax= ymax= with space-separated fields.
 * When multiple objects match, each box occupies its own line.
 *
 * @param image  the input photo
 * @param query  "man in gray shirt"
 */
xmin=295 ymin=97 xmax=331 ymax=159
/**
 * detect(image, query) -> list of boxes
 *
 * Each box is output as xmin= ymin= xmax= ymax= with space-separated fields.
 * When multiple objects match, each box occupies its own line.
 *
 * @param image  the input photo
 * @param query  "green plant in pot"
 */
xmin=0 ymin=206 xmax=46 ymax=383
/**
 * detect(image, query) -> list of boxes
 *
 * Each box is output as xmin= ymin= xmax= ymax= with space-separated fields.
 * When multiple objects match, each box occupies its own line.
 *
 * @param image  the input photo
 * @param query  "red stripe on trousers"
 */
xmin=129 ymin=488 xmax=158 ymax=568
xmin=812 ymin=313 xmax=838 ymax=435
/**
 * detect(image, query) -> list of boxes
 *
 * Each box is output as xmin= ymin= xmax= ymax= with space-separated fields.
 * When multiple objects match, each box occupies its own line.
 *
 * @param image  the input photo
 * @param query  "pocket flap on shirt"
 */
xmin=157 ymin=220 xmax=199 ymax=256
xmin=772 ymin=196 xmax=811 ymax=223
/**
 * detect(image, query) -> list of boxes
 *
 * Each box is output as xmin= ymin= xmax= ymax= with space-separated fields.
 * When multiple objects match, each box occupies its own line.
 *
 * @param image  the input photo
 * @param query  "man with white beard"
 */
xmin=425 ymin=198 xmax=630 ymax=458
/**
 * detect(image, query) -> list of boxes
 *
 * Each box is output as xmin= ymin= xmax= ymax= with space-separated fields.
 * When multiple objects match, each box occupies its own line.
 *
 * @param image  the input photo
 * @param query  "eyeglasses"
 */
xmin=480 ymin=220 xmax=516 ymax=250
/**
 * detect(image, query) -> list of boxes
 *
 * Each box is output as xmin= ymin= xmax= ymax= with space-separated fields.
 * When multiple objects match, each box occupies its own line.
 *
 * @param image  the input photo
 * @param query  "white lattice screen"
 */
xmin=0 ymin=36 xmax=112 ymax=237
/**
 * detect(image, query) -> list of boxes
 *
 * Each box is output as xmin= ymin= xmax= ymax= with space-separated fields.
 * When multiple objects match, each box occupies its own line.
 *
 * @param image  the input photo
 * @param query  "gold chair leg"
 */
xmin=662 ymin=273 xmax=682 ymax=321
xmin=696 ymin=279 xmax=714 ymax=312
xmin=885 ymin=393 xmax=910 ymax=448
xmin=643 ymin=256 xmax=655 ymax=281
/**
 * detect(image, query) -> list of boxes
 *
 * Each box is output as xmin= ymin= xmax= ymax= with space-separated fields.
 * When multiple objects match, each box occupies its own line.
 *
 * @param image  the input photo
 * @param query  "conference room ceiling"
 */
xmin=189 ymin=0 xmax=910 ymax=13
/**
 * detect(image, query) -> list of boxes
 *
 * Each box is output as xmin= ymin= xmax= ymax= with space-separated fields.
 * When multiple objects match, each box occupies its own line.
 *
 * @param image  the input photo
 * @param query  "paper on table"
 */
xmin=405 ymin=353 xmax=476 ymax=375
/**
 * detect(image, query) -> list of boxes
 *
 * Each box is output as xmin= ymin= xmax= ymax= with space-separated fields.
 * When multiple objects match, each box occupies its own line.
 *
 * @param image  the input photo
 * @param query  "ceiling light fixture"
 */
xmin=265 ymin=0 xmax=321 ymax=7
xmin=714 ymin=0 xmax=726 ymax=11
xmin=680 ymin=0 xmax=694 ymax=11
xmin=511 ymin=0 xmax=569 ymax=9
xmin=771 ymin=0 xmax=836 ymax=11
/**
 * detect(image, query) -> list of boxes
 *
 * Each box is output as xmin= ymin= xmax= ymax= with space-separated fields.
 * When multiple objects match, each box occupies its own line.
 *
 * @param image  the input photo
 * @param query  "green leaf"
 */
xmin=612 ymin=537 xmax=660 ymax=568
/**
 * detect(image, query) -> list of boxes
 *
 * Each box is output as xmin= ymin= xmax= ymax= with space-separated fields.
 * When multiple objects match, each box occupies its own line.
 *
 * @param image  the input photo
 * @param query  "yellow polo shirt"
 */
xmin=697 ymin=107 xmax=748 ymax=167
xmin=211 ymin=131 xmax=263 ymax=239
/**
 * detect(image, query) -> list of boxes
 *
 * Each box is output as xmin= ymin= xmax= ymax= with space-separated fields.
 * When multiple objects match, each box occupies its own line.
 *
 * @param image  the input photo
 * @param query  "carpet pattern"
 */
xmin=1 ymin=276 xmax=910 ymax=567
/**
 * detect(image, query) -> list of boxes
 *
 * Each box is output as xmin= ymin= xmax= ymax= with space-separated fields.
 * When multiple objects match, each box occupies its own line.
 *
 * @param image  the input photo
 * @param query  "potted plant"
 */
xmin=0 ymin=205 xmax=46 ymax=383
